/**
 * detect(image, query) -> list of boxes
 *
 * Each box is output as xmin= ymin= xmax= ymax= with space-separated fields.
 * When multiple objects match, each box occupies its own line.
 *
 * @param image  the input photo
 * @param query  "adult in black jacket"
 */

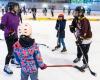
xmin=53 ymin=14 xmax=67 ymax=52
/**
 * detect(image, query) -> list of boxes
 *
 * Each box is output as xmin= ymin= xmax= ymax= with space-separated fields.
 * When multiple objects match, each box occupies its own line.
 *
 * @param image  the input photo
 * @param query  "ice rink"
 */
xmin=0 ymin=12 xmax=100 ymax=80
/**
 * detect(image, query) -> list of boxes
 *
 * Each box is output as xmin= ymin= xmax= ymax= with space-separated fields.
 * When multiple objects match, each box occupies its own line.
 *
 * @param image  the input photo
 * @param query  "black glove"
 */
xmin=8 ymin=32 xmax=17 ymax=40
xmin=0 ymin=24 xmax=5 ymax=31
xmin=69 ymin=25 xmax=75 ymax=33
xmin=75 ymin=38 xmax=83 ymax=45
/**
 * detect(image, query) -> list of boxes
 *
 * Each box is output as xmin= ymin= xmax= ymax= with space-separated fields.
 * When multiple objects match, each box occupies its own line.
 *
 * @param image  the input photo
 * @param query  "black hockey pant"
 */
xmin=77 ymin=43 xmax=90 ymax=64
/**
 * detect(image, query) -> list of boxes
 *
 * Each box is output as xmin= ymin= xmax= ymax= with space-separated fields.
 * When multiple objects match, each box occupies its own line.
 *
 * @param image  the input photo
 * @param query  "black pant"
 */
xmin=77 ymin=44 xmax=90 ymax=64
xmin=5 ymin=36 xmax=18 ymax=65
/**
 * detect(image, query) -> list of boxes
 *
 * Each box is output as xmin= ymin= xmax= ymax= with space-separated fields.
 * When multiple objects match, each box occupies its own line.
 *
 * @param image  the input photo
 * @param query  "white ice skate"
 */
xmin=4 ymin=65 xmax=13 ymax=74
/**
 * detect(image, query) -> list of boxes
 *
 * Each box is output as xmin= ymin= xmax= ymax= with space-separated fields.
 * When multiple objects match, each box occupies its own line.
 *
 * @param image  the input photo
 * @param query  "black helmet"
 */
xmin=6 ymin=2 xmax=19 ymax=11
xmin=75 ymin=6 xmax=85 ymax=14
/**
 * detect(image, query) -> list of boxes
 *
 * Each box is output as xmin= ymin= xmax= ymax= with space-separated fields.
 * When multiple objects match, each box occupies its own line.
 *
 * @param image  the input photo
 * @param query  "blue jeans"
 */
xmin=57 ymin=37 xmax=66 ymax=48
xmin=21 ymin=70 xmax=38 ymax=80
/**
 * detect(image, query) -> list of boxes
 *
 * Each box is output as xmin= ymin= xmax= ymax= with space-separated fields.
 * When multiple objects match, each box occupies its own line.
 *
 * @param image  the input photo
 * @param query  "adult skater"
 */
xmin=1 ymin=4 xmax=5 ymax=15
xmin=87 ymin=8 xmax=91 ymax=15
xmin=23 ymin=6 xmax=27 ymax=15
xmin=13 ymin=23 xmax=47 ymax=80
xmin=18 ymin=8 xmax=22 ymax=23
xmin=68 ymin=7 xmax=71 ymax=15
xmin=31 ymin=7 xmax=37 ymax=20
xmin=69 ymin=6 xmax=92 ymax=69
xmin=52 ymin=14 xmax=67 ymax=52
xmin=0 ymin=2 xmax=20 ymax=74
xmin=63 ymin=7 xmax=66 ymax=13
xmin=43 ymin=8 xmax=47 ymax=16
xmin=51 ymin=7 xmax=54 ymax=17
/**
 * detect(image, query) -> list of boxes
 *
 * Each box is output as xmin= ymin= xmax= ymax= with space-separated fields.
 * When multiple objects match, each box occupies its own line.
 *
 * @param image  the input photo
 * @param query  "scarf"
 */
xmin=19 ymin=35 xmax=35 ymax=48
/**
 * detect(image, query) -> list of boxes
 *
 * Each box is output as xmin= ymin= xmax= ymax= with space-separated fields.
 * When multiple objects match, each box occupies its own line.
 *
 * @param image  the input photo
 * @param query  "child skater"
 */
xmin=52 ymin=14 xmax=67 ymax=52
xmin=13 ymin=23 xmax=47 ymax=80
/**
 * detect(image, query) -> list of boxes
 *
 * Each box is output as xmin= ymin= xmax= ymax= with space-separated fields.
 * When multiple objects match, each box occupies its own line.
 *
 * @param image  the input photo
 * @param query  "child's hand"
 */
xmin=40 ymin=64 xmax=47 ymax=70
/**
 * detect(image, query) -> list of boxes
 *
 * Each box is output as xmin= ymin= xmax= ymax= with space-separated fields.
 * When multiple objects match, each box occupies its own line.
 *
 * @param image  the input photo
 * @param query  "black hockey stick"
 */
xmin=0 ymin=38 xmax=50 ymax=48
xmin=74 ymin=33 xmax=96 ymax=76
xmin=47 ymin=64 xmax=85 ymax=72
xmin=37 ymin=43 xmax=49 ymax=48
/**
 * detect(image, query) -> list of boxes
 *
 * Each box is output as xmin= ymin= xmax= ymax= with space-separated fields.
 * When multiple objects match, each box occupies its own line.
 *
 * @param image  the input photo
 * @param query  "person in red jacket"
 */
xmin=69 ymin=6 xmax=92 ymax=69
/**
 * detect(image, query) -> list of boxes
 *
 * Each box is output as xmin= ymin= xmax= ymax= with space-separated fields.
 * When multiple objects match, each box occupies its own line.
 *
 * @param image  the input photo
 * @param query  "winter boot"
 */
xmin=4 ymin=65 xmax=13 ymax=74
xmin=73 ymin=58 xmax=80 ymax=63
xmin=61 ymin=47 xmax=67 ymax=52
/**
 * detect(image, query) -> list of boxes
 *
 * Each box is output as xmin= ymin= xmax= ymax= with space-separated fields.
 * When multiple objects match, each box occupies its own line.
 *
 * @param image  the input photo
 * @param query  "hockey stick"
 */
xmin=37 ymin=43 xmax=49 ymax=48
xmin=0 ymin=38 xmax=50 ymax=48
xmin=17 ymin=64 xmax=84 ymax=72
xmin=73 ymin=33 xmax=96 ymax=76
xmin=0 ymin=38 xmax=4 ymax=40
xmin=47 ymin=64 xmax=85 ymax=72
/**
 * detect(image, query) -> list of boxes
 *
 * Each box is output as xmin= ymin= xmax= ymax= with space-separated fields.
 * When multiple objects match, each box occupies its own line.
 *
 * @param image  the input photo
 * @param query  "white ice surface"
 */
xmin=0 ymin=19 xmax=100 ymax=80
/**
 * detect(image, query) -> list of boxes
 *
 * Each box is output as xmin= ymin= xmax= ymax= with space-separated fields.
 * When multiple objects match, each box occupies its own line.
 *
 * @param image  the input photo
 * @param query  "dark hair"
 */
xmin=6 ymin=2 xmax=19 ymax=11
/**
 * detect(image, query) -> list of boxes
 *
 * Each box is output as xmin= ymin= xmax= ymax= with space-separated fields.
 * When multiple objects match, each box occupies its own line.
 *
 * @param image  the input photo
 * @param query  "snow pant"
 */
xmin=5 ymin=36 xmax=18 ymax=65
xmin=77 ymin=43 xmax=90 ymax=64
xmin=21 ymin=70 xmax=38 ymax=80
xmin=57 ymin=37 xmax=66 ymax=48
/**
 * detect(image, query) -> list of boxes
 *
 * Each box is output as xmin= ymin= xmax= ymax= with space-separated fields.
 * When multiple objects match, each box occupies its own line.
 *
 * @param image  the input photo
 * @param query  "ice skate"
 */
xmin=80 ymin=64 xmax=88 ymax=69
xmin=4 ymin=65 xmax=13 ymax=74
xmin=73 ymin=58 xmax=80 ymax=63
xmin=61 ymin=47 xmax=67 ymax=52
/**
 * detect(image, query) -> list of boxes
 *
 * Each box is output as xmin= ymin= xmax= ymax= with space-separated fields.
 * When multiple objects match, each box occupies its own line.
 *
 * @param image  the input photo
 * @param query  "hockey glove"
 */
xmin=69 ymin=25 xmax=75 ymax=33
xmin=40 ymin=64 xmax=47 ymax=70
